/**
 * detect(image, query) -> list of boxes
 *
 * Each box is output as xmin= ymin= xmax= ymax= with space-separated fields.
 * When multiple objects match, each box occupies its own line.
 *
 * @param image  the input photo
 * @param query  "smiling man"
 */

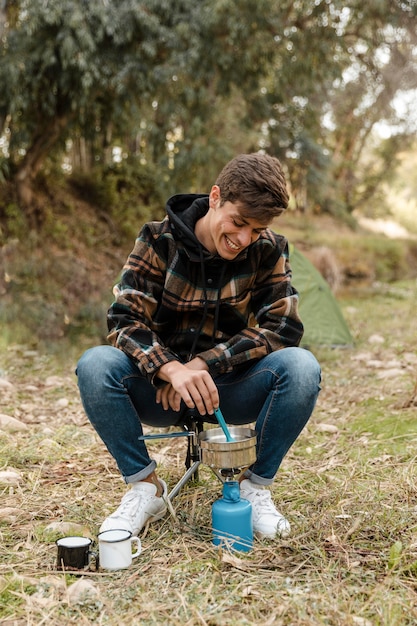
xmin=77 ymin=153 xmax=321 ymax=541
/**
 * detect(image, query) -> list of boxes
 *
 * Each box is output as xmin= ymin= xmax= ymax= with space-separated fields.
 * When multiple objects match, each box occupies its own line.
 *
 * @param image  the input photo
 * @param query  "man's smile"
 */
xmin=225 ymin=235 xmax=240 ymax=251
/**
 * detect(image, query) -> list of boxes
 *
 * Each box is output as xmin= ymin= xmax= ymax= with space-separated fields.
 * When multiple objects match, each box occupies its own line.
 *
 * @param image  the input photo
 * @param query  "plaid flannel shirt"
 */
xmin=107 ymin=197 xmax=303 ymax=385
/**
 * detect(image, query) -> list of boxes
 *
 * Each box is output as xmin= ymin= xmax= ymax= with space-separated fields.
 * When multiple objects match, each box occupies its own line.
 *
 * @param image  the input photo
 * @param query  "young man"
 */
xmin=77 ymin=153 xmax=321 ymax=540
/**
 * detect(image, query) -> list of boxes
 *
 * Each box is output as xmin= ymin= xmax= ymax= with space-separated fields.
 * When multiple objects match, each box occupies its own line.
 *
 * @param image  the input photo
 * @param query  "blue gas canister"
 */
xmin=212 ymin=480 xmax=253 ymax=552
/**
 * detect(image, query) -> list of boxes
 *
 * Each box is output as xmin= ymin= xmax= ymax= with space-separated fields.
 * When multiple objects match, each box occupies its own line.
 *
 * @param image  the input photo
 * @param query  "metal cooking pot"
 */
xmin=199 ymin=426 xmax=257 ymax=469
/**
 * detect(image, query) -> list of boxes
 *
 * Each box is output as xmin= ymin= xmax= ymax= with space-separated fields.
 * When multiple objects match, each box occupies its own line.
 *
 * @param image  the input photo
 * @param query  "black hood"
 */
xmin=165 ymin=194 xmax=228 ymax=358
xmin=165 ymin=193 xmax=211 ymax=261
xmin=165 ymin=193 xmax=249 ymax=263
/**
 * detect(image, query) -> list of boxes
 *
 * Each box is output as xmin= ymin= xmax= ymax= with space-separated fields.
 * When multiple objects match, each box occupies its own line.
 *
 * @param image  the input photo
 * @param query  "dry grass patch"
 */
xmin=1 ymin=281 xmax=417 ymax=624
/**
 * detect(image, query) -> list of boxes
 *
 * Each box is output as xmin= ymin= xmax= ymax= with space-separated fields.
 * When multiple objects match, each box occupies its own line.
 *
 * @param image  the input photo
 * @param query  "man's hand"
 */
xmin=155 ymin=358 xmax=218 ymax=415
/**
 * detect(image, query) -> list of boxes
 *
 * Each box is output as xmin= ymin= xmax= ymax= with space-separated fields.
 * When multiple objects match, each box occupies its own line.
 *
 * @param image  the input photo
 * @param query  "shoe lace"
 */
xmin=115 ymin=489 xmax=148 ymax=519
xmin=250 ymin=489 xmax=281 ymax=518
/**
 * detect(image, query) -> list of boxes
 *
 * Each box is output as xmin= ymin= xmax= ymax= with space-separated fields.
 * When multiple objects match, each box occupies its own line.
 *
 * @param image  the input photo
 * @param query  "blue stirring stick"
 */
xmin=214 ymin=408 xmax=235 ymax=443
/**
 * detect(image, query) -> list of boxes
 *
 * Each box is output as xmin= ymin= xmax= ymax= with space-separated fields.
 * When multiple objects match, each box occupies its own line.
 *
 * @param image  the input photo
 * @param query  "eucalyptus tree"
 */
xmin=259 ymin=0 xmax=417 ymax=214
xmin=143 ymin=0 xmax=417 ymax=214
xmin=0 ymin=0 xmax=297 ymax=212
xmin=144 ymin=0 xmax=285 ymax=193
xmin=327 ymin=1 xmax=417 ymax=214
xmin=1 ymin=0 xmax=416 ymax=221
xmin=0 ymin=0 xmax=185 ymax=214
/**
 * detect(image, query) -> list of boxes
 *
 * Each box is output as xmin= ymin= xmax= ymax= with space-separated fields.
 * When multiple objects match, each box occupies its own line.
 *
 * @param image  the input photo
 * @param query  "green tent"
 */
xmin=290 ymin=245 xmax=354 ymax=347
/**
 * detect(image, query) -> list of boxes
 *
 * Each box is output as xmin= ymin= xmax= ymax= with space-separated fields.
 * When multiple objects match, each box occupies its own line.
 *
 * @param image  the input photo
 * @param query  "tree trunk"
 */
xmin=0 ymin=0 xmax=7 ymax=39
xmin=15 ymin=116 xmax=69 ymax=222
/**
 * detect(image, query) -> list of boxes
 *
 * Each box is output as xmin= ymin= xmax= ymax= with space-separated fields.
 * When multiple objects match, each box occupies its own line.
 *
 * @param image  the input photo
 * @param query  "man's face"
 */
xmin=206 ymin=186 xmax=269 ymax=260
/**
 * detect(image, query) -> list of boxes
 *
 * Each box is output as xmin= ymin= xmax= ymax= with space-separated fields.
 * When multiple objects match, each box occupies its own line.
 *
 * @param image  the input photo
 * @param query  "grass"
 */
xmin=1 ymin=280 xmax=417 ymax=625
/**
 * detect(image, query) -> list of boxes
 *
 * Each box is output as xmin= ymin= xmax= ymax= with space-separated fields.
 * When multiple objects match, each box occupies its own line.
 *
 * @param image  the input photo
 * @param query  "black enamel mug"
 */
xmin=56 ymin=536 xmax=96 ymax=570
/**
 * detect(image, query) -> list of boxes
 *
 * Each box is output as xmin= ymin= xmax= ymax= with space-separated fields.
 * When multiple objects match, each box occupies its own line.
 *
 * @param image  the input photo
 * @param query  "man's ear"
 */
xmin=209 ymin=185 xmax=221 ymax=208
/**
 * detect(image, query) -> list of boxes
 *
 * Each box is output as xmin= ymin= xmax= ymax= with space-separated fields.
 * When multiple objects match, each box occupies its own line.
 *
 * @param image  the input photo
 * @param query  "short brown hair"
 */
xmin=215 ymin=153 xmax=289 ymax=222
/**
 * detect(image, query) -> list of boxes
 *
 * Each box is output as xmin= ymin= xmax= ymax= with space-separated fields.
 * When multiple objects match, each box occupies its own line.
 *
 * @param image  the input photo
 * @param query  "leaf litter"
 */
xmin=1 ymin=283 xmax=417 ymax=624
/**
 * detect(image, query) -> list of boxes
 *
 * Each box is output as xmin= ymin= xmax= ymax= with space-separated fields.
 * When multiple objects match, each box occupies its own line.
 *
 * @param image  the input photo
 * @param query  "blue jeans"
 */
xmin=76 ymin=346 xmax=321 ymax=486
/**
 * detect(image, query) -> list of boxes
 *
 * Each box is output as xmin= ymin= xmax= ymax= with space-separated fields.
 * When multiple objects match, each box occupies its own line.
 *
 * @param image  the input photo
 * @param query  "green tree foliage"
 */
xmin=0 ymin=0 xmax=185 ymax=212
xmin=259 ymin=0 xmax=417 ymax=213
xmin=0 ymin=0 xmax=416 ymax=221
xmin=326 ymin=1 xmax=417 ymax=214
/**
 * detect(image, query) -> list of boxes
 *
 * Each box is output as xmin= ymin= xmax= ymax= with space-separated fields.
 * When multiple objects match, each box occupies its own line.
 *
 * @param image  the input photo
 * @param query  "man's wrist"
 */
xmin=156 ymin=360 xmax=184 ymax=383
xmin=191 ymin=356 xmax=209 ymax=371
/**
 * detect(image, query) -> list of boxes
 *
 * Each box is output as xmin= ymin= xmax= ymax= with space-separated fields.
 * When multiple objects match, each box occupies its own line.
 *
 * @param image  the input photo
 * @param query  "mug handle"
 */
xmin=89 ymin=549 xmax=99 ymax=571
xmin=130 ymin=537 xmax=141 ymax=559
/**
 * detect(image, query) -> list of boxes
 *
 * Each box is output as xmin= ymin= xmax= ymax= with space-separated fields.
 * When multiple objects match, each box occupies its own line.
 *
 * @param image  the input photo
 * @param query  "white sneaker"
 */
xmin=100 ymin=479 xmax=168 ymax=536
xmin=240 ymin=479 xmax=291 ymax=539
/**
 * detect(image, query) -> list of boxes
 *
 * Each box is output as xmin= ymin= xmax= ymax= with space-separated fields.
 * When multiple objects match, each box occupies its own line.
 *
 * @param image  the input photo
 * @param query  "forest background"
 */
xmin=1 ymin=0 xmax=417 ymax=346
xmin=1 ymin=2 xmax=417 ymax=625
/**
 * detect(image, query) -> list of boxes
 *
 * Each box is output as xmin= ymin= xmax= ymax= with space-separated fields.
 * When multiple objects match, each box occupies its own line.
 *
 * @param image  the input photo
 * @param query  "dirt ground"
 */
xmin=1 ymin=276 xmax=417 ymax=624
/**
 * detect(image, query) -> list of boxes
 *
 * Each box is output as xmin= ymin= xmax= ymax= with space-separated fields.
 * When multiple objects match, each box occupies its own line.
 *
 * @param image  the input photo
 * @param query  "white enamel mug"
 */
xmin=98 ymin=529 xmax=141 ymax=570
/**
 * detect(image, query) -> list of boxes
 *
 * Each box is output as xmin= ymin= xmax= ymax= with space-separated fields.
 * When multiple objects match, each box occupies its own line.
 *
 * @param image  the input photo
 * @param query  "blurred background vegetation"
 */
xmin=0 ymin=0 xmax=417 ymax=349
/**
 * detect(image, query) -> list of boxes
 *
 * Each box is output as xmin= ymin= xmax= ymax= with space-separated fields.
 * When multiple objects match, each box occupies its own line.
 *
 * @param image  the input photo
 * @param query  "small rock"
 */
xmin=366 ymin=359 xmax=384 ymax=368
xmin=67 ymin=579 xmax=100 ymax=605
xmin=42 ymin=426 xmax=55 ymax=436
xmin=0 ymin=378 xmax=15 ymax=390
xmin=315 ymin=423 xmax=339 ymax=434
xmin=44 ymin=521 xmax=90 ymax=537
xmin=24 ymin=384 xmax=40 ymax=392
xmin=0 ymin=414 xmax=28 ymax=432
xmin=352 ymin=617 xmax=373 ymax=626
xmin=56 ymin=398 xmax=69 ymax=408
xmin=0 ymin=469 xmax=23 ymax=484
xmin=377 ymin=368 xmax=405 ymax=379
xmin=45 ymin=376 xmax=65 ymax=387
xmin=367 ymin=359 xmax=402 ymax=369
xmin=39 ymin=438 xmax=62 ymax=450
xmin=0 ymin=507 xmax=25 ymax=522
xmin=368 ymin=334 xmax=385 ymax=344
xmin=20 ymin=402 xmax=36 ymax=411
xmin=325 ymin=532 xmax=341 ymax=545
xmin=351 ymin=351 xmax=373 ymax=362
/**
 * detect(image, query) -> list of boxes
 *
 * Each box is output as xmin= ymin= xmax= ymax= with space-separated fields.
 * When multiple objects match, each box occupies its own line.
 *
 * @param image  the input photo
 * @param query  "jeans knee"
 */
xmin=76 ymin=345 xmax=116 ymax=388
xmin=77 ymin=346 xmax=99 ymax=378
xmin=294 ymin=349 xmax=321 ymax=389
xmin=269 ymin=347 xmax=321 ymax=389
xmin=299 ymin=348 xmax=321 ymax=382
